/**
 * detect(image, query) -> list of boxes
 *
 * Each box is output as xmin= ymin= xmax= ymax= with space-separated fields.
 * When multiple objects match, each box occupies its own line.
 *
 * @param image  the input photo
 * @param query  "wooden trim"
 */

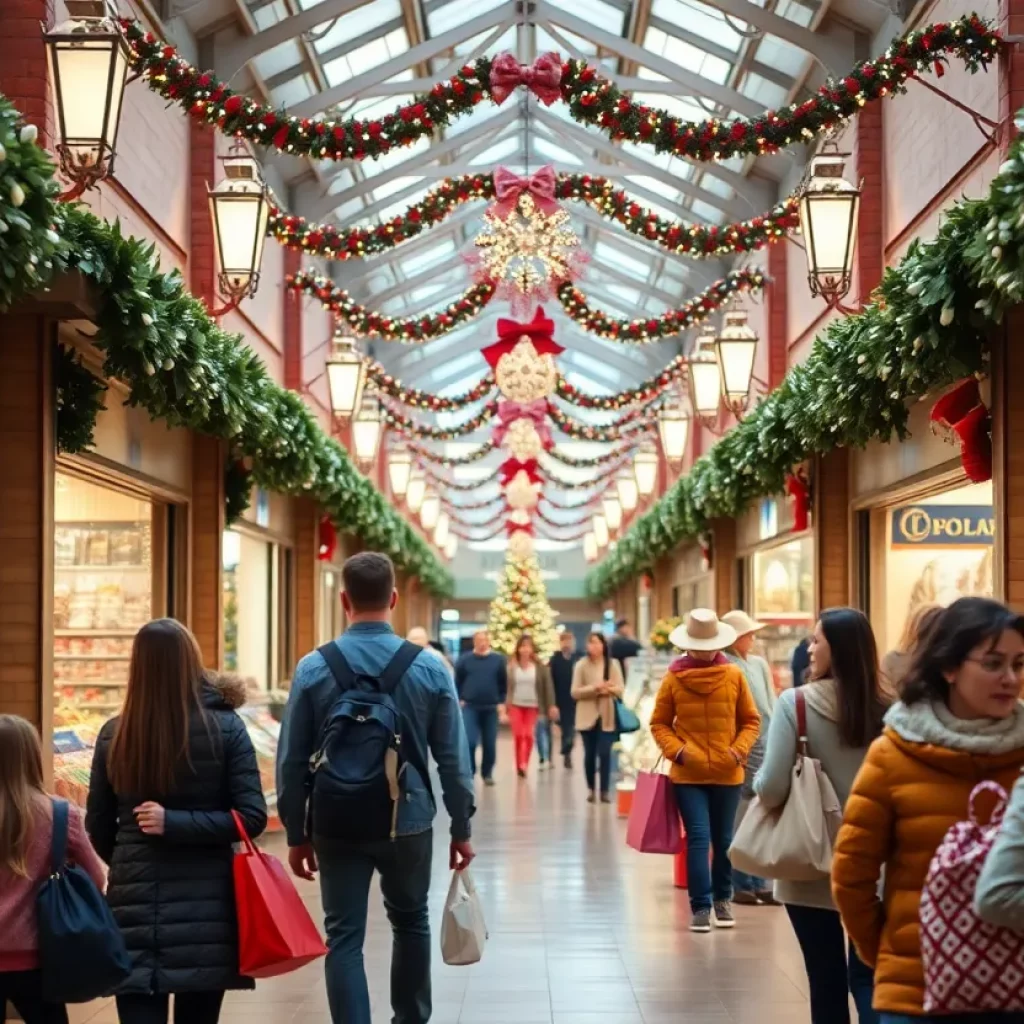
xmin=735 ymin=527 xmax=814 ymax=559
xmin=56 ymin=452 xmax=191 ymax=506
xmin=229 ymin=518 xmax=296 ymax=550
xmin=848 ymin=461 xmax=967 ymax=512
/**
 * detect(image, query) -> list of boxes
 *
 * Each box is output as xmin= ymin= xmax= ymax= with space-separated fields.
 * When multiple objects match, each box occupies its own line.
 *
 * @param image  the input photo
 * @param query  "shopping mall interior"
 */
xmin=1 ymin=0 xmax=1022 ymax=1020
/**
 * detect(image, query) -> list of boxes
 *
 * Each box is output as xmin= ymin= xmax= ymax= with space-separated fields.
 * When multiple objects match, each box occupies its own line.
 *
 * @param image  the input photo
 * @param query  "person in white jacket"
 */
xmin=975 ymin=768 xmax=1024 ymax=930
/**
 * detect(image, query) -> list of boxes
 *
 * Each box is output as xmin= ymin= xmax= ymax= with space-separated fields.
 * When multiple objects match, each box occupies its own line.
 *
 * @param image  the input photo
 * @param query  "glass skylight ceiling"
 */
xmin=242 ymin=0 xmax=829 ymax=397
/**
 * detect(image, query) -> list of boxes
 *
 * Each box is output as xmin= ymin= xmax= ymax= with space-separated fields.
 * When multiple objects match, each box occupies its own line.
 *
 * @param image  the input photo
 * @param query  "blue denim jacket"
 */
xmin=276 ymin=623 xmax=475 ymax=846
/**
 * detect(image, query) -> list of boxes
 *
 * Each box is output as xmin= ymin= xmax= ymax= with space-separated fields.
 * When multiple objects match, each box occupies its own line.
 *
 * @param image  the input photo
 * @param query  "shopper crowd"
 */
xmin=3 ymin=551 xmax=1024 ymax=1024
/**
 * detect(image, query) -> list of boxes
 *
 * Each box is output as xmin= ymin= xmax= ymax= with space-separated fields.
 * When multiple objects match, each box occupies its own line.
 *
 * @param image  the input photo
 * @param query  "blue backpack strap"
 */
xmin=317 ymin=641 xmax=355 ymax=692
xmin=50 ymin=798 xmax=69 ymax=875
xmin=378 ymin=641 xmax=423 ymax=695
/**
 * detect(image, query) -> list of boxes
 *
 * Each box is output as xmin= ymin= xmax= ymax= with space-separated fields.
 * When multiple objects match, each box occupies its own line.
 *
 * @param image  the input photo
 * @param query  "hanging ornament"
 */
xmin=504 ymin=417 xmax=546 ymax=459
xmin=470 ymin=177 xmax=585 ymax=317
xmin=509 ymin=507 xmax=532 ymax=526
xmin=785 ymin=469 xmax=811 ymax=533
xmin=508 ymin=528 xmax=535 ymax=559
xmin=952 ymin=404 xmax=993 ymax=483
xmin=505 ymin=471 xmax=542 ymax=510
xmin=483 ymin=308 xmax=564 ymax=402
xmin=318 ymin=514 xmax=338 ymax=562
xmin=492 ymin=397 xmax=552 ymax=460
xmin=699 ymin=531 xmax=713 ymax=573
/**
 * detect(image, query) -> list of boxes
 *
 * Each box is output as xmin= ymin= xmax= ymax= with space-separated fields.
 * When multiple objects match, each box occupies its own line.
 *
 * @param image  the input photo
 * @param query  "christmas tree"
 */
xmin=487 ymin=552 xmax=559 ymax=660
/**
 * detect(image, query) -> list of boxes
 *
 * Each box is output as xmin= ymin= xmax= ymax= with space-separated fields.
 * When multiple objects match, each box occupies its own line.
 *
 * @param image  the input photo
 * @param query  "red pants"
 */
xmin=507 ymin=705 xmax=539 ymax=772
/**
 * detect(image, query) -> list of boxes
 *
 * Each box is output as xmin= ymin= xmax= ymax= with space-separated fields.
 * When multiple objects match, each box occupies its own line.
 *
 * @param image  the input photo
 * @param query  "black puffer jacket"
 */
xmin=86 ymin=676 xmax=268 ymax=994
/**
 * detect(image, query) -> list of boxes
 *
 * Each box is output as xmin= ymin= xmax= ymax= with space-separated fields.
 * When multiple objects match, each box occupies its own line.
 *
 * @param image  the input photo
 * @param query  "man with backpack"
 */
xmin=277 ymin=552 xmax=475 ymax=1024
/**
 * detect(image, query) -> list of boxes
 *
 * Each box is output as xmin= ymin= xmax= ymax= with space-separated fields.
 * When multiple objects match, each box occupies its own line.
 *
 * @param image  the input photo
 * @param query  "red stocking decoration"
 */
xmin=318 ymin=515 xmax=338 ymax=562
xmin=786 ymin=471 xmax=810 ymax=533
xmin=952 ymin=404 xmax=993 ymax=483
xmin=930 ymin=378 xmax=981 ymax=435
xmin=699 ymin=532 xmax=713 ymax=573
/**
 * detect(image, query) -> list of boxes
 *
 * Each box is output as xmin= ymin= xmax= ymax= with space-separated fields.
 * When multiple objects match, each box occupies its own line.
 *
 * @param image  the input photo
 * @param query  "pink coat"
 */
xmin=0 ymin=798 xmax=106 ymax=971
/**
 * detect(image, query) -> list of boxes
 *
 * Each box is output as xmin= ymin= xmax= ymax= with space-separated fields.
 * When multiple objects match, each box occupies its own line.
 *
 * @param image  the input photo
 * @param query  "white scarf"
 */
xmin=885 ymin=698 xmax=1024 ymax=755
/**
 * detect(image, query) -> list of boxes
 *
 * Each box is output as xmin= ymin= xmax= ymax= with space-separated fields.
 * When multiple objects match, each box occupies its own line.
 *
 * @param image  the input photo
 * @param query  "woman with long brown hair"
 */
xmin=504 ymin=634 xmax=557 ymax=778
xmin=86 ymin=619 xmax=267 ymax=1024
xmin=0 ymin=716 xmax=105 ymax=1024
xmin=571 ymin=632 xmax=625 ymax=804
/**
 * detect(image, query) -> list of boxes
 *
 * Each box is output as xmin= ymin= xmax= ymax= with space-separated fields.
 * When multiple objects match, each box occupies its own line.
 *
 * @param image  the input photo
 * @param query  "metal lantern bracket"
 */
xmin=907 ymin=72 xmax=1000 ymax=146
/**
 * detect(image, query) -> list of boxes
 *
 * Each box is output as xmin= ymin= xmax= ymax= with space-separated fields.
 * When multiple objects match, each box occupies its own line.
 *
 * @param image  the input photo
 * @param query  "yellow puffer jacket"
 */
xmin=832 ymin=699 xmax=1024 ymax=1016
xmin=649 ymin=663 xmax=760 ymax=785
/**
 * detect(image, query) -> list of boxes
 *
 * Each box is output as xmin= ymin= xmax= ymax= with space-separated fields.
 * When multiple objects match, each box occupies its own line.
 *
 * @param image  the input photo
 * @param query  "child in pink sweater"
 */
xmin=0 ymin=715 xmax=106 ymax=1024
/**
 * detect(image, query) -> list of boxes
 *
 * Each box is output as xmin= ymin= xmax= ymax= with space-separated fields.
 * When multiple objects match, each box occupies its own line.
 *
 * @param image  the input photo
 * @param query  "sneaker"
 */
xmin=690 ymin=909 xmax=712 ymax=933
xmin=517 ymin=769 xmax=526 ymax=778
xmin=714 ymin=901 xmax=736 ymax=928
xmin=600 ymin=792 xmax=613 ymax=804
xmin=587 ymin=791 xmax=596 ymax=804
xmin=483 ymin=777 xmax=496 ymax=787
xmin=756 ymin=890 xmax=780 ymax=906
xmin=563 ymin=754 xmax=573 ymax=769
xmin=733 ymin=891 xmax=761 ymax=906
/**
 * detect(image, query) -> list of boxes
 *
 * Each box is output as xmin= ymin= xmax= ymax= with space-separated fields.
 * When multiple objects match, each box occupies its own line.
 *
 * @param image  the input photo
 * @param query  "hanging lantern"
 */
xmin=688 ymin=326 xmax=722 ymax=424
xmin=798 ymin=141 xmax=861 ymax=306
xmin=583 ymin=532 xmax=598 ymax=562
xmin=593 ymin=513 xmax=609 ymax=549
xmin=715 ymin=300 xmax=759 ymax=417
xmin=602 ymin=495 xmax=622 ymax=533
xmin=634 ymin=443 xmax=659 ymax=496
xmin=444 ymin=535 xmax=458 ymax=559
xmin=44 ymin=1 xmax=130 ymax=192
xmin=420 ymin=492 xmax=441 ymax=531
xmin=326 ymin=334 xmax=367 ymax=420
xmin=433 ymin=512 xmax=450 ymax=549
xmin=658 ymin=386 xmax=691 ymax=466
xmin=388 ymin=446 xmax=412 ymax=498
xmin=208 ymin=141 xmax=271 ymax=305
xmin=406 ymin=470 xmax=426 ymax=514
xmin=616 ymin=469 xmax=639 ymax=513
xmin=352 ymin=394 xmax=383 ymax=467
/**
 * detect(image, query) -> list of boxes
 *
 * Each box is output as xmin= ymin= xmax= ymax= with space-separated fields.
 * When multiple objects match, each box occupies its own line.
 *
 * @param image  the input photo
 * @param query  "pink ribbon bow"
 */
xmin=492 ymin=398 xmax=553 ymax=448
xmin=489 ymin=51 xmax=563 ymax=107
xmin=492 ymin=165 xmax=559 ymax=219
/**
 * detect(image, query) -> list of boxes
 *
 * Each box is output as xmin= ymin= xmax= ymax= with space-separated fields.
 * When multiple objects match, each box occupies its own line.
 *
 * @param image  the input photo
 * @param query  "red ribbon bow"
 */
xmin=505 ymin=520 xmax=535 ymax=537
xmin=499 ymin=457 xmax=542 ymax=487
xmin=482 ymin=308 xmax=563 ymax=368
xmin=492 ymin=398 xmax=552 ymax=448
xmin=492 ymin=165 xmax=559 ymax=219
xmin=489 ymin=51 xmax=563 ymax=106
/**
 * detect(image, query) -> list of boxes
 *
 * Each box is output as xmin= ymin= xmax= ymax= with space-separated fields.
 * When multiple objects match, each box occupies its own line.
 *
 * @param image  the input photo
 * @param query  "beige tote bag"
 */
xmin=440 ymin=869 xmax=487 ymax=966
xmin=729 ymin=689 xmax=843 ymax=882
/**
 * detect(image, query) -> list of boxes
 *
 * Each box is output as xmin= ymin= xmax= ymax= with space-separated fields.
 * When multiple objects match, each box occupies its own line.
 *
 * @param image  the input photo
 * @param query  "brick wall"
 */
xmin=284 ymin=247 xmax=303 ymax=392
xmin=767 ymin=242 xmax=788 ymax=389
xmin=711 ymin=518 xmax=736 ymax=615
xmin=190 ymin=434 xmax=225 ymax=667
xmin=0 ymin=0 xmax=54 ymax=146
xmin=189 ymin=120 xmax=218 ymax=307
xmin=855 ymin=102 xmax=885 ymax=303
xmin=294 ymin=499 xmax=319 ymax=658
xmin=815 ymin=449 xmax=851 ymax=612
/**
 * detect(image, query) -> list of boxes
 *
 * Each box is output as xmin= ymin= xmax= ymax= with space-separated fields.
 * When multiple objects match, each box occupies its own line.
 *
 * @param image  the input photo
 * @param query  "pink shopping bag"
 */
xmin=626 ymin=768 xmax=681 ymax=854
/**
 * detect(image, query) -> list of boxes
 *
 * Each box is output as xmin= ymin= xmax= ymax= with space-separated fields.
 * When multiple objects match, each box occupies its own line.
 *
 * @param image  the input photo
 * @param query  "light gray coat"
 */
xmin=975 ymin=768 xmax=1024 ymax=930
xmin=753 ymin=679 xmax=874 ymax=909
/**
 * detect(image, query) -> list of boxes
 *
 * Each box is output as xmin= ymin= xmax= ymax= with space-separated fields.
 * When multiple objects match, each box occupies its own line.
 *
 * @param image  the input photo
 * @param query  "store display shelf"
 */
xmin=55 ymin=628 xmax=140 ymax=637
xmin=55 ymin=653 xmax=130 ymax=661
xmin=70 ymin=702 xmax=123 ymax=712
xmin=55 ymin=564 xmax=150 ymax=572
xmin=54 ymin=681 xmax=126 ymax=688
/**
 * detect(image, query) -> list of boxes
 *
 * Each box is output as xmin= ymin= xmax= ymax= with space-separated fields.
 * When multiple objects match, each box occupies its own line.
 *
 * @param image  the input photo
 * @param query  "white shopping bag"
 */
xmin=440 ymin=869 xmax=487 ymax=966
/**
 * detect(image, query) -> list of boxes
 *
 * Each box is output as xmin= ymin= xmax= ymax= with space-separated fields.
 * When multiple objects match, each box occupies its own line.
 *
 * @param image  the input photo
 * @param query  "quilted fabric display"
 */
xmin=920 ymin=780 xmax=1024 ymax=1013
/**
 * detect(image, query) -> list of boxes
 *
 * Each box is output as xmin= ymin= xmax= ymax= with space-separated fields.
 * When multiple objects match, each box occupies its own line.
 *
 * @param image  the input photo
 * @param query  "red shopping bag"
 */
xmin=626 ymin=768 xmax=681 ymax=854
xmin=232 ymin=811 xmax=327 ymax=978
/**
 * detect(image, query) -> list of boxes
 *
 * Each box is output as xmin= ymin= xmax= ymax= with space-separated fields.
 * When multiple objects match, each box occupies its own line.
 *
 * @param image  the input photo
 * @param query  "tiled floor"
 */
xmin=70 ymin=740 xmax=812 ymax=1023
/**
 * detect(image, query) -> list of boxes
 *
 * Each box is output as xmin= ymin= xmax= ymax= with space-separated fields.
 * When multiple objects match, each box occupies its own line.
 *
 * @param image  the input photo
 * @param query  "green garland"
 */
xmin=55 ymin=344 xmax=106 ymax=454
xmin=0 ymin=95 xmax=452 ymax=596
xmin=584 ymin=125 xmax=1024 ymax=597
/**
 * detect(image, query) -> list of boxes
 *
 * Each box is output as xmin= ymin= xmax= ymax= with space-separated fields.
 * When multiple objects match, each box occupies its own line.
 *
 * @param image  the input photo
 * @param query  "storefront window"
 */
xmin=222 ymin=528 xmax=276 ymax=690
xmin=672 ymin=578 xmax=712 ymax=617
xmin=52 ymin=473 xmax=156 ymax=805
xmin=319 ymin=567 xmax=343 ymax=644
xmin=881 ymin=481 xmax=994 ymax=653
xmin=751 ymin=536 xmax=815 ymax=691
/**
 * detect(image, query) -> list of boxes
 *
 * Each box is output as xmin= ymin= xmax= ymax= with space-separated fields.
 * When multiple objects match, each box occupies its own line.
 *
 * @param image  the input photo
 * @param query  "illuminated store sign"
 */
xmin=891 ymin=505 xmax=994 ymax=548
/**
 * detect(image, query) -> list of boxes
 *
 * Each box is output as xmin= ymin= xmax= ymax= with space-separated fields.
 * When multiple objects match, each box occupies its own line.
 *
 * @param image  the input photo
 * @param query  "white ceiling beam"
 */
xmin=216 ymin=0 xmax=377 ymax=78
xmin=535 ymin=2 xmax=764 ymax=119
xmin=680 ymin=0 xmax=850 ymax=74
xmin=363 ymin=253 xmax=468 ymax=305
xmin=301 ymin=108 xmax=520 ymax=220
xmin=291 ymin=6 xmax=517 ymax=117
xmin=587 ymin=260 xmax=688 ymax=309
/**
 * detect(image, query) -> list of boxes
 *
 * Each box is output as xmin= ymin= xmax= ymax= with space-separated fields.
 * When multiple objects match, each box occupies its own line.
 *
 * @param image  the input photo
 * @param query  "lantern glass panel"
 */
xmin=420 ymin=494 xmax=440 ymax=531
xmin=434 ymin=512 xmax=450 ymax=548
xmin=583 ymin=532 xmax=598 ymax=562
xmin=444 ymin=535 xmax=458 ymax=559
xmin=593 ymin=514 xmax=609 ymax=548
xmin=717 ymin=337 xmax=758 ymax=405
xmin=352 ymin=418 xmax=382 ymax=464
xmin=327 ymin=347 xmax=366 ymax=418
xmin=389 ymin=450 xmax=412 ymax=497
xmin=617 ymin=474 xmax=639 ymax=512
xmin=635 ymin=447 xmax=659 ymax=495
xmin=603 ymin=496 xmax=622 ymax=532
xmin=659 ymin=413 xmax=690 ymax=463
xmin=406 ymin=474 xmax=426 ymax=514
xmin=689 ymin=355 xmax=722 ymax=418
xmin=209 ymin=187 xmax=270 ymax=296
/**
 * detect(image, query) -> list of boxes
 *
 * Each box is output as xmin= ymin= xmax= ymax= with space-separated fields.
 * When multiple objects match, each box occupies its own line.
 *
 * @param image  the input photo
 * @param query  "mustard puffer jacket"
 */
xmin=832 ymin=699 xmax=1024 ymax=1016
xmin=649 ymin=663 xmax=761 ymax=786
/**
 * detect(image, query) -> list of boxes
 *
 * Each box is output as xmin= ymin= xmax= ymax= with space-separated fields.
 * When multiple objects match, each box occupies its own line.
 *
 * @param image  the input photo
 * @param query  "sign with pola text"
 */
xmin=891 ymin=505 xmax=994 ymax=549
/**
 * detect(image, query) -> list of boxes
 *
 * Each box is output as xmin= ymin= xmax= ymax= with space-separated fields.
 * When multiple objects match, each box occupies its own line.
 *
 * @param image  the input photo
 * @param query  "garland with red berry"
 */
xmin=445 ymin=508 xmax=507 ymax=531
xmin=542 ymin=457 xmax=633 ymax=490
xmin=559 ymin=15 xmax=1000 ymax=163
xmin=367 ymin=362 xmax=496 ymax=409
xmin=287 ymin=271 xmax=495 ymax=342
xmin=384 ymin=401 xmax=498 ymax=440
xmin=409 ymin=440 xmax=496 ymax=465
xmin=558 ymin=268 xmax=765 ymax=342
xmin=121 ymin=16 xmax=1000 ymax=169
xmin=547 ymin=401 xmax=657 ymax=442
xmin=536 ymin=506 xmax=596 ymax=530
xmin=424 ymin=468 xmax=501 ymax=492
xmin=443 ymin=494 xmax=504 ymax=512
xmin=269 ymin=174 xmax=799 ymax=263
xmin=451 ymin=524 xmax=505 ymax=542
xmin=554 ymin=359 xmax=688 ymax=409
xmin=544 ymin=443 xmax=640 ymax=467
xmin=541 ymin=493 xmax=602 ymax=512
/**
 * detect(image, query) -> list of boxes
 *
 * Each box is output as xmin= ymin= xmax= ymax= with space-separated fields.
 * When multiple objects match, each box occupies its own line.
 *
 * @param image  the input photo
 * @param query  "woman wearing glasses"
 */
xmin=833 ymin=597 xmax=1024 ymax=1023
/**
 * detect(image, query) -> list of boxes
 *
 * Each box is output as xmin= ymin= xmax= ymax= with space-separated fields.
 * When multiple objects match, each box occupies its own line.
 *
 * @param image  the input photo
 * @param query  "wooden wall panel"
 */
xmin=815 ymin=448 xmax=851 ymax=612
xmin=190 ymin=435 xmax=225 ymax=668
xmin=712 ymin=518 xmax=736 ymax=615
xmin=294 ymin=499 xmax=319 ymax=659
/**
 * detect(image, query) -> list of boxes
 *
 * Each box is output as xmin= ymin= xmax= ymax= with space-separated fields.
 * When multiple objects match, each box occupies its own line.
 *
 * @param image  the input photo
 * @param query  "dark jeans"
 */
xmin=0 ymin=970 xmax=68 ymax=1024
xmin=581 ymin=727 xmax=614 ymax=795
xmin=786 ymin=904 xmax=877 ymax=1024
xmin=674 ymin=783 xmax=742 ymax=913
xmin=462 ymin=705 xmax=498 ymax=779
xmin=115 ymin=992 xmax=226 ymax=1024
xmin=535 ymin=716 xmax=552 ymax=762
xmin=557 ymin=702 xmax=576 ymax=755
xmin=315 ymin=830 xmax=434 ymax=1024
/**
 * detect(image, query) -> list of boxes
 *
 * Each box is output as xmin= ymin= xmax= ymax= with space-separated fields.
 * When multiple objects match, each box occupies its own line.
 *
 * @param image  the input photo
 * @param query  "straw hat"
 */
xmin=721 ymin=610 xmax=766 ymax=639
xmin=668 ymin=608 xmax=737 ymax=652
